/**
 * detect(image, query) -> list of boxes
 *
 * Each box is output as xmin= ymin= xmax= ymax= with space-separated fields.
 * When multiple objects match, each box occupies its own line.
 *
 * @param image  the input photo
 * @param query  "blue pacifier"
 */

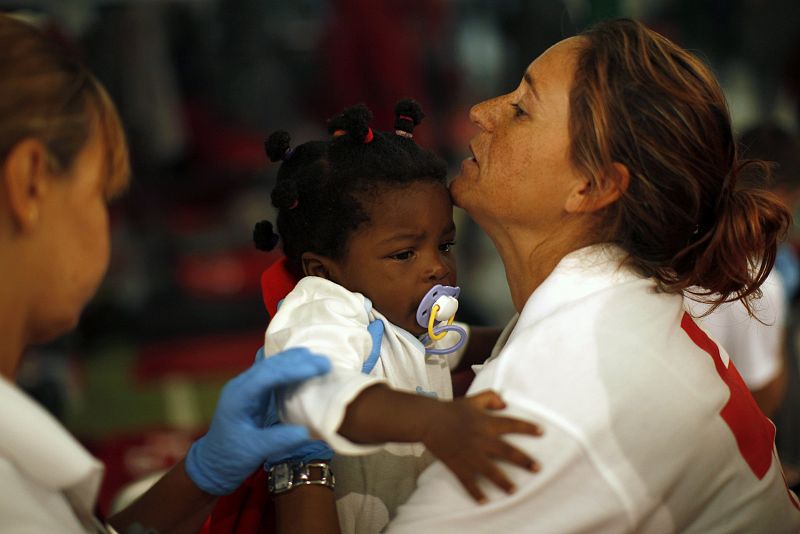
xmin=416 ymin=284 xmax=467 ymax=355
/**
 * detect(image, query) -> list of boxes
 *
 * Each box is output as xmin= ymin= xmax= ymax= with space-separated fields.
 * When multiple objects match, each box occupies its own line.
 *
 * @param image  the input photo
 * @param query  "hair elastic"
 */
xmin=364 ymin=128 xmax=374 ymax=143
xmin=396 ymin=114 xmax=415 ymax=138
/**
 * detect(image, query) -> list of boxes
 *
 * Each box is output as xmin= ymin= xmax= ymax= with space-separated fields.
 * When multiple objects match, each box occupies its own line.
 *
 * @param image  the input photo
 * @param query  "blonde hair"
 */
xmin=0 ymin=13 xmax=130 ymax=198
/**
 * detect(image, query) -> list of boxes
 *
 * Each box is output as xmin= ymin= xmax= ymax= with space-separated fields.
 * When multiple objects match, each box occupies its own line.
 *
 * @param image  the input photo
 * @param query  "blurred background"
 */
xmin=5 ymin=0 xmax=800 ymax=514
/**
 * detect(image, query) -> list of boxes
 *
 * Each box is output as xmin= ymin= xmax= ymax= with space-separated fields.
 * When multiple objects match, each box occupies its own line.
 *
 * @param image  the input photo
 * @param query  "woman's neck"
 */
xmin=0 ymin=301 xmax=26 ymax=380
xmin=0 ymin=246 xmax=28 ymax=379
xmin=485 ymin=219 xmax=595 ymax=312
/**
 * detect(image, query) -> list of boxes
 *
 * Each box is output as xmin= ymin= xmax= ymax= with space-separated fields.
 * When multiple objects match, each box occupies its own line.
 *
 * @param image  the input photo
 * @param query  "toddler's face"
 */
xmin=329 ymin=181 xmax=457 ymax=335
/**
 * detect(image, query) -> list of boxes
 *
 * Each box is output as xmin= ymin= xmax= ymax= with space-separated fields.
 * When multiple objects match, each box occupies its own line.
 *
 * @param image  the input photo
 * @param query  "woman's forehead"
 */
xmin=520 ymin=37 xmax=583 ymax=99
xmin=525 ymin=37 xmax=582 ymax=76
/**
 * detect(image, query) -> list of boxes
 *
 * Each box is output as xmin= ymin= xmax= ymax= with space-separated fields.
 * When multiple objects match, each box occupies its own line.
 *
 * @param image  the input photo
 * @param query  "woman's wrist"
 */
xmin=273 ymin=483 xmax=341 ymax=534
xmin=267 ymin=460 xmax=335 ymax=494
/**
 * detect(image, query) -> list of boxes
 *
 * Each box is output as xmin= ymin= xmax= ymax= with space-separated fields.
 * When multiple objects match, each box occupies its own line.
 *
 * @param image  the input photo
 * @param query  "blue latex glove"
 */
xmin=185 ymin=347 xmax=331 ymax=495
xmin=254 ymin=346 xmax=335 ymax=467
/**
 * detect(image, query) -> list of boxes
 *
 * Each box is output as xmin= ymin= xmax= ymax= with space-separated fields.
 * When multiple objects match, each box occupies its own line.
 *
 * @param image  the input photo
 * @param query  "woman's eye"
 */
xmin=389 ymin=250 xmax=414 ymax=261
xmin=439 ymin=241 xmax=456 ymax=253
xmin=511 ymin=102 xmax=526 ymax=118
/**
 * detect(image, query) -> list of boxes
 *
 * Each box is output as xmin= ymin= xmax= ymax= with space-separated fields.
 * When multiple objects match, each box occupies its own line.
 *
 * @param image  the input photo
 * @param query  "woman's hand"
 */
xmin=420 ymin=391 xmax=542 ymax=503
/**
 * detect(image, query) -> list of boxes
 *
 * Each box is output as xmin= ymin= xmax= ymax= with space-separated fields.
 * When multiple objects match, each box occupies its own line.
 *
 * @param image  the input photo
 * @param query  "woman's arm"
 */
xmin=107 ymin=460 xmax=216 ymax=534
xmin=274 ymin=485 xmax=340 ymax=534
xmin=111 ymin=349 xmax=332 ymax=533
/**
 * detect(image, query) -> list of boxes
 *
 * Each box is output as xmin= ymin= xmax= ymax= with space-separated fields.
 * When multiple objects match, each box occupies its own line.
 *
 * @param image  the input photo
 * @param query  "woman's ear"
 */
xmin=1 ymin=138 xmax=50 ymax=232
xmin=301 ymin=251 xmax=337 ymax=280
xmin=565 ymin=163 xmax=630 ymax=214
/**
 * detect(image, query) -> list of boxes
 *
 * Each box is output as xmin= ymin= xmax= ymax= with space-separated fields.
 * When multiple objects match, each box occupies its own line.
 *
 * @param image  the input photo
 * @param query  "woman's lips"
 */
xmin=469 ymin=144 xmax=478 ymax=166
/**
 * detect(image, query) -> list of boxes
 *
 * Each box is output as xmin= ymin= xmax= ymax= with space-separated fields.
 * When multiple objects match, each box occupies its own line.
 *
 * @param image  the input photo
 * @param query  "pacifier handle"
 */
xmin=427 ymin=304 xmax=453 ymax=341
xmin=427 ymin=296 xmax=457 ymax=341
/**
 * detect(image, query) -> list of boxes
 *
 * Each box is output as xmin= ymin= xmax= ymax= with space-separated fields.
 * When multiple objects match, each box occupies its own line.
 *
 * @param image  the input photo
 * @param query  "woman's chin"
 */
xmin=30 ymin=313 xmax=80 ymax=345
xmin=448 ymin=176 xmax=467 ymax=208
xmin=449 ymin=162 xmax=480 ymax=208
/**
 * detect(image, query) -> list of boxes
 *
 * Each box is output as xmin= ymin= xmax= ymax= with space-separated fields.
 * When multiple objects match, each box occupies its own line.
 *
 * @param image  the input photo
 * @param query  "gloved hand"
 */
xmin=185 ymin=347 xmax=331 ymax=495
xmin=255 ymin=347 xmax=334 ymax=468
xmin=262 ymin=424 xmax=334 ymax=467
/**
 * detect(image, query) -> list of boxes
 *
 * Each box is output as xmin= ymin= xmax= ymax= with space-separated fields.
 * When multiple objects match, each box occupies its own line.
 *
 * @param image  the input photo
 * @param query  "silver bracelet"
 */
xmin=267 ymin=461 xmax=335 ymax=494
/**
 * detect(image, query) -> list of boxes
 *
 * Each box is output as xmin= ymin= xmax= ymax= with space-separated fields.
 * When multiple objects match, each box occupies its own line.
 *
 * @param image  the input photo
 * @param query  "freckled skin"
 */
xmin=451 ymin=38 xmax=586 ymax=244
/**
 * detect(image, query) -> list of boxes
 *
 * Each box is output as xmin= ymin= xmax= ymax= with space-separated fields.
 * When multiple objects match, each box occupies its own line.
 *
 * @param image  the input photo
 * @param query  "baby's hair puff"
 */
xmin=254 ymin=100 xmax=447 ymax=267
xmin=328 ymin=103 xmax=374 ymax=143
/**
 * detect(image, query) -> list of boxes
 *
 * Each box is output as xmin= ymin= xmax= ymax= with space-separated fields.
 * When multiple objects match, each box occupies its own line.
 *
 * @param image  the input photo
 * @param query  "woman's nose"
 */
xmin=469 ymin=96 xmax=500 ymax=132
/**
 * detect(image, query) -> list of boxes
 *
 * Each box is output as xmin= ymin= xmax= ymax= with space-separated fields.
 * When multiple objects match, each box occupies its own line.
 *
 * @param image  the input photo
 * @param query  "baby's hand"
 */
xmin=420 ymin=391 xmax=542 ymax=503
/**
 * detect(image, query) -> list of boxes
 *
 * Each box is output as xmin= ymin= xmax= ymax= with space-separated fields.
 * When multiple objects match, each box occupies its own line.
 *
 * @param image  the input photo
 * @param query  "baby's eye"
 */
xmin=439 ymin=241 xmax=456 ymax=253
xmin=389 ymin=250 xmax=414 ymax=261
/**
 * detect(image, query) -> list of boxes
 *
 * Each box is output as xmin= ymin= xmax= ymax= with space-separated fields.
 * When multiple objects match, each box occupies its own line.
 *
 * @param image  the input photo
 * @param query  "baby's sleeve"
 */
xmin=264 ymin=277 xmax=384 ymax=455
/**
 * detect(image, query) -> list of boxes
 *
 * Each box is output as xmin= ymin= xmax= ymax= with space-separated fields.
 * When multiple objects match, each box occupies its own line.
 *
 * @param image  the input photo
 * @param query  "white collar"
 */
xmin=0 ymin=375 xmax=103 ymax=513
xmin=515 ymin=244 xmax=645 ymax=331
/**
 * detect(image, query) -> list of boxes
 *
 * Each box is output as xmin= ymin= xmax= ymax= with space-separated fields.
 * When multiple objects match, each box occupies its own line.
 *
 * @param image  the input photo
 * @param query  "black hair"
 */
xmin=253 ymin=100 xmax=448 ymax=266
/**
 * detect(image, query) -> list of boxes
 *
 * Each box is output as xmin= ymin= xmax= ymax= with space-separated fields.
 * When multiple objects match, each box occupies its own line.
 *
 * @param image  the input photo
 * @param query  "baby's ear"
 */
xmin=301 ymin=252 xmax=333 ymax=279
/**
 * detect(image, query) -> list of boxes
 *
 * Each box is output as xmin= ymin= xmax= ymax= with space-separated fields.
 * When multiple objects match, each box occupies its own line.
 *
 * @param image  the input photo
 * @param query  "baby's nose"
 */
xmin=426 ymin=259 xmax=451 ymax=282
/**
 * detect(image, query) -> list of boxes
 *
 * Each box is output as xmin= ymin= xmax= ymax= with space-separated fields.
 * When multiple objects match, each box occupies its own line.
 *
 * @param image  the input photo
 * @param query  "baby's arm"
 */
xmin=339 ymin=385 xmax=541 ymax=502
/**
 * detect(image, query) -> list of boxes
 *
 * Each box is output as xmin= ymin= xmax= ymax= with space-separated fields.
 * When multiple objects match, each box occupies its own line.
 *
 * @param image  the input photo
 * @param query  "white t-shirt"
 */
xmin=688 ymin=269 xmax=786 ymax=390
xmin=0 ymin=376 xmax=105 ymax=533
xmin=263 ymin=276 xmax=466 ymax=534
xmin=388 ymin=244 xmax=800 ymax=533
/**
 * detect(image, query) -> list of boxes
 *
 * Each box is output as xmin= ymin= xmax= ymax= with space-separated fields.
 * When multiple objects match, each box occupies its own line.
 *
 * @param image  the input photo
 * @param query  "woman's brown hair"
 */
xmin=569 ymin=18 xmax=791 ymax=313
xmin=0 ymin=13 xmax=129 ymax=198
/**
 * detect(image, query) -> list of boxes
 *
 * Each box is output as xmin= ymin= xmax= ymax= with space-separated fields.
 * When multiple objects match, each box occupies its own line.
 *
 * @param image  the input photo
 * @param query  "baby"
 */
xmin=255 ymin=101 xmax=540 ymax=533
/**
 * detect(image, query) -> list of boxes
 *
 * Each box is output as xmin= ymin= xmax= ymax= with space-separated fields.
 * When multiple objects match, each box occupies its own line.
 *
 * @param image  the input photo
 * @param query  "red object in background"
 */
xmin=184 ymin=100 xmax=268 ymax=174
xmin=318 ymin=0 xmax=448 ymax=144
xmin=135 ymin=332 xmax=263 ymax=383
xmin=176 ymin=247 xmax=281 ymax=299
